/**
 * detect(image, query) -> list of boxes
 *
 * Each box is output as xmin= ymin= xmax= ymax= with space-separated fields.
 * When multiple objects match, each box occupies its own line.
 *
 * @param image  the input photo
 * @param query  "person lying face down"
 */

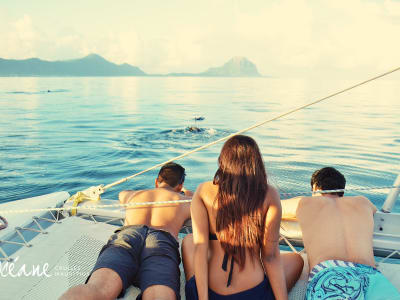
xmin=60 ymin=162 xmax=193 ymax=300
xmin=281 ymin=167 xmax=400 ymax=299
xmin=182 ymin=135 xmax=303 ymax=300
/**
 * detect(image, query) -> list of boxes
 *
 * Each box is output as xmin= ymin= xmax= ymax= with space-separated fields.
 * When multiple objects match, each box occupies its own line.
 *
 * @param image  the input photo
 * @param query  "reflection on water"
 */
xmin=0 ymin=76 xmax=399 ymax=212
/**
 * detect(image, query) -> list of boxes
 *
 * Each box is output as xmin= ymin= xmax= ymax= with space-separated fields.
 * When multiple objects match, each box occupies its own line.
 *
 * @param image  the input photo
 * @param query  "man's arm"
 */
xmin=281 ymin=197 xmax=302 ymax=221
xmin=358 ymin=195 xmax=377 ymax=214
xmin=181 ymin=198 xmax=192 ymax=222
xmin=119 ymin=190 xmax=139 ymax=204
xmin=180 ymin=187 xmax=194 ymax=222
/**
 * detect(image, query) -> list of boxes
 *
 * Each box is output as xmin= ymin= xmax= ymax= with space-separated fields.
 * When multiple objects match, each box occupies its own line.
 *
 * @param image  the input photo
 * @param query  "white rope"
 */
xmin=0 ymin=186 xmax=398 ymax=215
xmin=2 ymin=68 xmax=400 ymax=215
xmin=102 ymin=66 xmax=400 ymax=192
xmin=0 ymin=199 xmax=192 ymax=215
xmin=280 ymin=186 xmax=398 ymax=196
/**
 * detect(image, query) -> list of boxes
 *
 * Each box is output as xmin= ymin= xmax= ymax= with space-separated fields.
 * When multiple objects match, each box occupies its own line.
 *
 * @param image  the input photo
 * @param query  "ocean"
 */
xmin=0 ymin=76 xmax=399 ymax=211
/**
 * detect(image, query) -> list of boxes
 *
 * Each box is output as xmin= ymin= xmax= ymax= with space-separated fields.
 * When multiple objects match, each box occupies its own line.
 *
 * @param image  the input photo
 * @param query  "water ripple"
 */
xmin=0 ymin=77 xmax=398 ymax=210
xmin=6 ymin=89 xmax=70 ymax=95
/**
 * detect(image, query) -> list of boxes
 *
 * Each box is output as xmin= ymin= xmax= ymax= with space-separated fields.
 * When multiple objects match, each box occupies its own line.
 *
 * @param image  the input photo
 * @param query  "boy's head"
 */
xmin=156 ymin=162 xmax=186 ymax=190
xmin=311 ymin=167 xmax=346 ymax=197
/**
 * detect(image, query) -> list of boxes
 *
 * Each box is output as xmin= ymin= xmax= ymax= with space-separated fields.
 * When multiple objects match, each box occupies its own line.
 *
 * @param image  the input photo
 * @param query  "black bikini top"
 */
xmin=209 ymin=232 xmax=234 ymax=287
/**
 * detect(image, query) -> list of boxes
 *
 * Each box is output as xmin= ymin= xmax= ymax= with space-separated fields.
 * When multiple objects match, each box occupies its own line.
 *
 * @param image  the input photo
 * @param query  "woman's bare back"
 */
xmin=200 ymin=181 xmax=276 ymax=294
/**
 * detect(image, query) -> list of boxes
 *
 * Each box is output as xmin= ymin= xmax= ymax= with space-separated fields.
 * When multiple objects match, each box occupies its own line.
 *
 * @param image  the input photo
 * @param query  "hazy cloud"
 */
xmin=1 ymin=1 xmax=399 ymax=76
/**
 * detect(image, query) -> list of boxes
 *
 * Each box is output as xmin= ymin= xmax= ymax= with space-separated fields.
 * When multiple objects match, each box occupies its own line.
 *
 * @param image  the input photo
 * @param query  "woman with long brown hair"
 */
xmin=182 ymin=135 xmax=303 ymax=300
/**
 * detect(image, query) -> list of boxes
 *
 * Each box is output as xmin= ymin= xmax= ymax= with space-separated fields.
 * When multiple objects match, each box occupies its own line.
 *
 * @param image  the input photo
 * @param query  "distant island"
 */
xmin=167 ymin=57 xmax=261 ymax=77
xmin=0 ymin=54 xmax=145 ymax=77
xmin=0 ymin=54 xmax=262 ymax=77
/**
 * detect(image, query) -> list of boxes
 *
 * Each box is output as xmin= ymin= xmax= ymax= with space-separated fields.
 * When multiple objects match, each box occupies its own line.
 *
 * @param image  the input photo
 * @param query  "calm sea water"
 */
xmin=0 ymin=76 xmax=399 ymax=211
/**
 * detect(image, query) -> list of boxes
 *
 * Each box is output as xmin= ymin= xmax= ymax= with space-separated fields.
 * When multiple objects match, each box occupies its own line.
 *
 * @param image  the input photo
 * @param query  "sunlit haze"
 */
xmin=1 ymin=0 xmax=400 ymax=77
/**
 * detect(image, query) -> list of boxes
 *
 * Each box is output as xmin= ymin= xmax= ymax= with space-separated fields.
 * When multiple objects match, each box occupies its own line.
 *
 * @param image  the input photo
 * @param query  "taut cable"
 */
xmin=103 ymin=66 xmax=400 ymax=192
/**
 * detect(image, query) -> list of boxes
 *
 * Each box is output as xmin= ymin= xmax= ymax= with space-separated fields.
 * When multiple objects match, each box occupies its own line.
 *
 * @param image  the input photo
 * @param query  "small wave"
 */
xmin=5 ymin=134 xmax=26 ymax=138
xmin=206 ymin=128 xmax=216 ymax=135
xmin=42 ymin=89 xmax=70 ymax=93
xmin=7 ymin=91 xmax=28 ymax=94
xmin=7 ymin=89 xmax=70 ymax=95
xmin=165 ymin=127 xmax=228 ymax=138
xmin=123 ymin=127 xmax=232 ymax=152
xmin=71 ymin=124 xmax=96 ymax=129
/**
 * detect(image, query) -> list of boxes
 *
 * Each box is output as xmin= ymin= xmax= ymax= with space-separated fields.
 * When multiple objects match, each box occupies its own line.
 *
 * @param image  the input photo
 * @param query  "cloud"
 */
xmin=232 ymin=0 xmax=400 ymax=75
xmin=0 ymin=1 xmax=399 ymax=76
xmin=0 ymin=15 xmax=40 ymax=58
xmin=384 ymin=0 xmax=400 ymax=17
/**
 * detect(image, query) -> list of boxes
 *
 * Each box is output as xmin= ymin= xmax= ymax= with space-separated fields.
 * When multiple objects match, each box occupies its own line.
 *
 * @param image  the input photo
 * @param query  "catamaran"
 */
xmin=1 ymin=68 xmax=399 ymax=299
xmin=0 ymin=176 xmax=399 ymax=299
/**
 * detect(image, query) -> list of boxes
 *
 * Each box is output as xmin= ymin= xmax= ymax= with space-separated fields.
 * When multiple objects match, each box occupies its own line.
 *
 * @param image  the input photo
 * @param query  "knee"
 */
xmin=59 ymin=279 xmax=119 ymax=300
xmin=284 ymin=252 xmax=304 ymax=274
xmin=292 ymin=253 xmax=304 ymax=274
xmin=58 ymin=285 xmax=89 ymax=300
xmin=143 ymin=295 xmax=175 ymax=300
xmin=142 ymin=285 xmax=176 ymax=300
xmin=296 ymin=253 xmax=304 ymax=267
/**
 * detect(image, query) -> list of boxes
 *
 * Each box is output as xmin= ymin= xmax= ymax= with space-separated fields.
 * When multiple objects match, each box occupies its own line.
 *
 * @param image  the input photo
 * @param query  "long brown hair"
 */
xmin=213 ymin=135 xmax=268 ymax=269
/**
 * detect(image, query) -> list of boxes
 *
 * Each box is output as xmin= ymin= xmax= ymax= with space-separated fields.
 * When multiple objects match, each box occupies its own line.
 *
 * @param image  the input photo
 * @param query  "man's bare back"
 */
xmin=281 ymin=167 xmax=400 ymax=299
xmin=296 ymin=194 xmax=377 ymax=269
xmin=60 ymin=162 xmax=192 ymax=300
xmin=119 ymin=184 xmax=191 ymax=239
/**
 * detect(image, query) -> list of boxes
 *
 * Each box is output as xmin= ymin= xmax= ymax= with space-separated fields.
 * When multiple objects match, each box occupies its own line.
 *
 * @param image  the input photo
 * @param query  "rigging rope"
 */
xmin=101 ymin=66 xmax=400 ymax=193
xmin=2 ymin=67 xmax=399 ymax=215
xmin=281 ymin=186 xmax=399 ymax=196
xmin=0 ymin=186 xmax=398 ymax=215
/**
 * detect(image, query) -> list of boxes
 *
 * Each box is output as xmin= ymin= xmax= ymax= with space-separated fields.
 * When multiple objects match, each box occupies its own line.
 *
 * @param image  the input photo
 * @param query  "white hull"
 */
xmin=0 ymin=192 xmax=399 ymax=299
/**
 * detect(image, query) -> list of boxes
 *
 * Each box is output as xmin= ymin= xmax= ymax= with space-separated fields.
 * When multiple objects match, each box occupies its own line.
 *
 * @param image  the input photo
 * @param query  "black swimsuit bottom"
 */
xmin=209 ymin=233 xmax=234 ymax=287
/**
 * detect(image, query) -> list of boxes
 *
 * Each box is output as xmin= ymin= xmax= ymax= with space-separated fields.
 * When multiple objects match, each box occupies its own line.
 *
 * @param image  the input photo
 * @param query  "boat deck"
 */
xmin=1 ymin=216 xmax=399 ymax=300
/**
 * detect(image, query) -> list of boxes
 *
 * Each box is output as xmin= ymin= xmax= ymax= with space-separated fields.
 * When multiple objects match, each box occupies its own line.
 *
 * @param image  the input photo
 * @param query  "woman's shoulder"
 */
xmin=267 ymin=184 xmax=279 ymax=197
xmin=264 ymin=184 xmax=281 ymax=208
xmin=197 ymin=181 xmax=217 ymax=192
xmin=195 ymin=181 xmax=218 ymax=205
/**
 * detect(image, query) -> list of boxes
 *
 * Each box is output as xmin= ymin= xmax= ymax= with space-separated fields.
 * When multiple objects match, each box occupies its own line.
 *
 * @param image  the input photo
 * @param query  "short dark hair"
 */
xmin=311 ymin=167 xmax=346 ymax=197
xmin=157 ymin=162 xmax=186 ymax=188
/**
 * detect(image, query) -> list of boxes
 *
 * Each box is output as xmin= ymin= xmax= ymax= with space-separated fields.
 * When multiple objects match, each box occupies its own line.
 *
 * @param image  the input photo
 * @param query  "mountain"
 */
xmin=0 ymin=55 xmax=262 ymax=77
xmin=200 ymin=57 xmax=261 ymax=77
xmin=0 ymin=54 xmax=146 ymax=76
xmin=166 ymin=57 xmax=262 ymax=77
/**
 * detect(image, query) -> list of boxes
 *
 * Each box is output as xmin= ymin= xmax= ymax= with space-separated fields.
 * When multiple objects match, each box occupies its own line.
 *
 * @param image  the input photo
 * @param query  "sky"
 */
xmin=1 ymin=0 xmax=400 ymax=77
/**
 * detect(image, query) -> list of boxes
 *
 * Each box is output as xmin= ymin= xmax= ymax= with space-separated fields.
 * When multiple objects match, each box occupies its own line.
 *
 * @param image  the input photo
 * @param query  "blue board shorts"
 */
xmin=185 ymin=276 xmax=275 ymax=300
xmin=306 ymin=260 xmax=400 ymax=300
xmin=86 ymin=225 xmax=181 ymax=299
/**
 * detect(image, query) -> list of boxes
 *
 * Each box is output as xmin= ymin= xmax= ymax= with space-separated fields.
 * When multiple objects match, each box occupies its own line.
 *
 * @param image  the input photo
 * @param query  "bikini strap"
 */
xmin=210 ymin=232 xmax=234 ymax=287
xmin=222 ymin=253 xmax=229 ymax=270
xmin=209 ymin=232 xmax=218 ymax=240
xmin=227 ymin=256 xmax=234 ymax=287
xmin=221 ymin=253 xmax=234 ymax=287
